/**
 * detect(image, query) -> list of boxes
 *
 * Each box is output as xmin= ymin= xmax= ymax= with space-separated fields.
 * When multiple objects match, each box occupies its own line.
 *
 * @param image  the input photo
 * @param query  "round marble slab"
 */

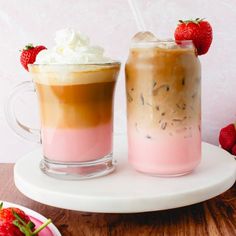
xmin=14 ymin=135 xmax=236 ymax=213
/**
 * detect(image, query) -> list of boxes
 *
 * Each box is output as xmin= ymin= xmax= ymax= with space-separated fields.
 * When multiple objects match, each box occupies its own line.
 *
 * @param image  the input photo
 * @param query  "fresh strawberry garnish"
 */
xmin=0 ymin=202 xmax=51 ymax=236
xmin=174 ymin=18 xmax=213 ymax=55
xmin=219 ymin=124 xmax=236 ymax=151
xmin=20 ymin=44 xmax=46 ymax=71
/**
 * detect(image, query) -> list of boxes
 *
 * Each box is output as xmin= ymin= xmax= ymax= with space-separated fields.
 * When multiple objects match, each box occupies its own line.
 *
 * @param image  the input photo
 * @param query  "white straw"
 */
xmin=127 ymin=0 xmax=147 ymax=31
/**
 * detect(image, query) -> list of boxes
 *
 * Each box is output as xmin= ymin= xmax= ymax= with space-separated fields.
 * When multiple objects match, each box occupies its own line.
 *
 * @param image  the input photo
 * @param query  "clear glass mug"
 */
xmin=5 ymin=63 xmax=120 ymax=179
xmin=125 ymin=40 xmax=201 ymax=176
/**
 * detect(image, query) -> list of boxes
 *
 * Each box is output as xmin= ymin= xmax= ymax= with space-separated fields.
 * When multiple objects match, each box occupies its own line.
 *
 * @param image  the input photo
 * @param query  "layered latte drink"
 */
xmin=125 ymin=33 xmax=201 ymax=176
xmin=29 ymin=29 xmax=120 ymax=179
xmin=30 ymin=64 xmax=119 ymax=162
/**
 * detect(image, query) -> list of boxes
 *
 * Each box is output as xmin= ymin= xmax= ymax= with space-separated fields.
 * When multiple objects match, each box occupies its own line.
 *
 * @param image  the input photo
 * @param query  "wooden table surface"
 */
xmin=0 ymin=164 xmax=236 ymax=236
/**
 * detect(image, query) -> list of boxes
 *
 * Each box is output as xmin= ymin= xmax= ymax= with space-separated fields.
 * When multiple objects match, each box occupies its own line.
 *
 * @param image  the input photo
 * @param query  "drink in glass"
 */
xmin=125 ymin=36 xmax=201 ymax=176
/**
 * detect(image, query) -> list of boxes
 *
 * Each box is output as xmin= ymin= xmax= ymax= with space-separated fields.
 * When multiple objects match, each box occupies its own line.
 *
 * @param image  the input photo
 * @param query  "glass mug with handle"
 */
xmin=6 ymin=63 xmax=120 ymax=179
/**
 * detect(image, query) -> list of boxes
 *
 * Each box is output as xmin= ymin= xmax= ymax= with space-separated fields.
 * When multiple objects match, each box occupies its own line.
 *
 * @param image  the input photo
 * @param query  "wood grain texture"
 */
xmin=0 ymin=164 xmax=235 ymax=236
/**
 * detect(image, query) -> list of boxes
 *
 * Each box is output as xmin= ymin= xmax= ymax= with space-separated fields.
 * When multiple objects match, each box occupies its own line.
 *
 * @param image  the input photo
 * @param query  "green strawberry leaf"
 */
xmin=12 ymin=210 xmax=28 ymax=226
xmin=28 ymin=221 xmax=36 ymax=230
xmin=179 ymin=18 xmax=206 ymax=25
xmin=12 ymin=209 xmax=52 ymax=235
xmin=13 ymin=219 xmax=32 ymax=236
xmin=32 ymin=219 xmax=52 ymax=235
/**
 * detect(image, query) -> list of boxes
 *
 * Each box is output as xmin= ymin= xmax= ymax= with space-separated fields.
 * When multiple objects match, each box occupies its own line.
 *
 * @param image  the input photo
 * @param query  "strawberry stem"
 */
xmin=12 ymin=209 xmax=52 ymax=235
xmin=22 ymin=43 xmax=34 ymax=51
xmin=0 ymin=202 xmax=3 ymax=210
xmin=13 ymin=211 xmax=28 ymax=227
xmin=178 ymin=18 xmax=205 ymax=25
xmin=13 ymin=220 xmax=33 ymax=236
xmin=32 ymin=219 xmax=52 ymax=235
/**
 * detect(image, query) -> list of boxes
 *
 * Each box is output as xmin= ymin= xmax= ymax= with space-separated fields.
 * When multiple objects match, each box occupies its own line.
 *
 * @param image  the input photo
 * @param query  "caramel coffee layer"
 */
xmin=30 ymin=64 xmax=120 ymax=128
xmin=35 ymin=81 xmax=115 ymax=128
xmin=126 ymin=46 xmax=201 ymax=135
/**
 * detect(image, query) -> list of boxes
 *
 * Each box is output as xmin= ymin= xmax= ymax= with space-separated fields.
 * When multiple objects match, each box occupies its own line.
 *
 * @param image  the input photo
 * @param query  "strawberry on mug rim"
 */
xmin=20 ymin=44 xmax=46 ymax=71
xmin=174 ymin=18 xmax=213 ymax=55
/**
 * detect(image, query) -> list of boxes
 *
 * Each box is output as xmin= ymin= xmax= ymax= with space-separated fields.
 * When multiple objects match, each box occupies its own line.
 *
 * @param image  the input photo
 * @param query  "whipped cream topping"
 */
xmin=35 ymin=28 xmax=112 ymax=64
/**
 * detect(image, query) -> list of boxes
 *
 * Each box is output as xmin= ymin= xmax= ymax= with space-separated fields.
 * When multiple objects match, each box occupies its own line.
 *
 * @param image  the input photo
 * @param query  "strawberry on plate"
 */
xmin=0 ymin=202 xmax=51 ymax=236
xmin=174 ymin=18 xmax=213 ymax=55
xmin=20 ymin=44 xmax=46 ymax=71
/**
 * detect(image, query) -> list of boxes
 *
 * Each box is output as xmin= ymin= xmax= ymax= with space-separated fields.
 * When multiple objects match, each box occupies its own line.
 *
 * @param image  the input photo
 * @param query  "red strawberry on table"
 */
xmin=0 ymin=202 xmax=51 ymax=236
xmin=20 ymin=44 xmax=46 ymax=71
xmin=219 ymin=124 xmax=236 ymax=151
xmin=0 ymin=203 xmax=32 ymax=236
xmin=174 ymin=18 xmax=213 ymax=55
xmin=231 ymin=144 xmax=236 ymax=156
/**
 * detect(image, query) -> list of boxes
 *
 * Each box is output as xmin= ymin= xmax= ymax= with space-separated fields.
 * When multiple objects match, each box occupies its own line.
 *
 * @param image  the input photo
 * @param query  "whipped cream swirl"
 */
xmin=35 ymin=28 xmax=112 ymax=64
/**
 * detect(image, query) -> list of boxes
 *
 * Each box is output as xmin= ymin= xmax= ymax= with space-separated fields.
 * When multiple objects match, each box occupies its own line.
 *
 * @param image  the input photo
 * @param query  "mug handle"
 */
xmin=5 ymin=81 xmax=41 ymax=143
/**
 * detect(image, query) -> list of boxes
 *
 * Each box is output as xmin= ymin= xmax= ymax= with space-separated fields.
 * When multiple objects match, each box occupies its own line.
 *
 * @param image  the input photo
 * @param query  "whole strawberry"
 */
xmin=219 ymin=124 xmax=236 ymax=151
xmin=20 ymin=44 xmax=46 ymax=71
xmin=0 ymin=204 xmax=32 ymax=236
xmin=0 ymin=202 xmax=51 ymax=236
xmin=174 ymin=18 xmax=213 ymax=55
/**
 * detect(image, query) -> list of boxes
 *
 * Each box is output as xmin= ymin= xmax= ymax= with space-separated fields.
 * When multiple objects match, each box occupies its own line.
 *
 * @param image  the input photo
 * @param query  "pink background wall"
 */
xmin=0 ymin=0 xmax=235 ymax=162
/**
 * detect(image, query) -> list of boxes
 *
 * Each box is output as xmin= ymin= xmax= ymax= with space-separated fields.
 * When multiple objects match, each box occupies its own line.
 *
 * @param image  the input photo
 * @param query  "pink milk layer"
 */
xmin=41 ymin=122 xmax=112 ymax=162
xmin=128 ymin=128 xmax=201 ymax=175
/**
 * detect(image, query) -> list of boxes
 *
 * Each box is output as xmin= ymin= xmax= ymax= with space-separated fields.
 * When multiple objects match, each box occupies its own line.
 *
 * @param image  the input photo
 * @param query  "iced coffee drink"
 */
xmin=125 ymin=33 xmax=201 ymax=176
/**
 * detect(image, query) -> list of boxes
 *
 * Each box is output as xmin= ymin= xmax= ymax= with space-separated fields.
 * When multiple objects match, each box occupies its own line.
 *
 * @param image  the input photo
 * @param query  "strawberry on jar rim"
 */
xmin=174 ymin=18 xmax=213 ymax=55
xmin=20 ymin=44 xmax=46 ymax=71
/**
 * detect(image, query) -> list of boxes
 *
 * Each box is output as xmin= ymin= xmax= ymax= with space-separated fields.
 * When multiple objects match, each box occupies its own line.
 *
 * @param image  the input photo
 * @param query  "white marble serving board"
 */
xmin=14 ymin=135 xmax=236 ymax=213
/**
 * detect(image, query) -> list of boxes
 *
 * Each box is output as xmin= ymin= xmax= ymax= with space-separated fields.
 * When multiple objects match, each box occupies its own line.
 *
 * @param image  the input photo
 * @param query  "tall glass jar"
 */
xmin=125 ymin=40 xmax=201 ymax=176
